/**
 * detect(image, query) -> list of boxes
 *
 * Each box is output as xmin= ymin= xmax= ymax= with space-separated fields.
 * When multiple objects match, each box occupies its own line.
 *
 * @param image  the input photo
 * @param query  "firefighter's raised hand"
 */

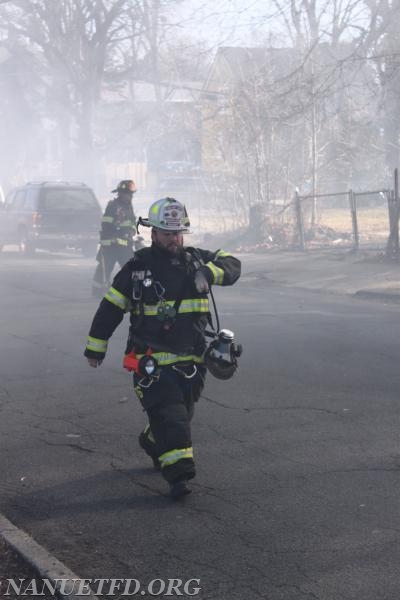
xmin=194 ymin=266 xmax=212 ymax=293
xmin=87 ymin=357 xmax=103 ymax=368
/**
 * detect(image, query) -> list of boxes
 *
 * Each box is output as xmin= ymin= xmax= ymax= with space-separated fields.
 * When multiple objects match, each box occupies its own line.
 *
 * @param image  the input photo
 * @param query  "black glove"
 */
xmin=194 ymin=265 xmax=213 ymax=293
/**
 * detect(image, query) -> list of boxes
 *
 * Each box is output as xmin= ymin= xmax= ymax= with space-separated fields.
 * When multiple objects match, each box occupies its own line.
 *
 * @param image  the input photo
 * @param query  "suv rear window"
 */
xmin=9 ymin=190 xmax=26 ymax=210
xmin=40 ymin=188 xmax=99 ymax=211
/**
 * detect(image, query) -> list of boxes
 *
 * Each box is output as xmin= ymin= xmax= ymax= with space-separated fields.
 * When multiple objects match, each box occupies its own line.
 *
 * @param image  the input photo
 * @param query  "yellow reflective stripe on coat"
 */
xmin=101 ymin=216 xmax=114 ymax=223
xmin=105 ymin=286 xmax=129 ymax=310
xmin=86 ymin=336 xmax=108 ymax=353
xmin=120 ymin=220 xmax=135 ymax=227
xmin=206 ymin=261 xmax=224 ymax=285
xmin=135 ymin=352 xmax=204 ymax=366
xmin=215 ymin=249 xmax=232 ymax=259
xmin=100 ymin=238 xmax=129 ymax=246
xmin=179 ymin=298 xmax=209 ymax=313
xmin=130 ymin=298 xmax=209 ymax=316
xmin=159 ymin=447 xmax=193 ymax=468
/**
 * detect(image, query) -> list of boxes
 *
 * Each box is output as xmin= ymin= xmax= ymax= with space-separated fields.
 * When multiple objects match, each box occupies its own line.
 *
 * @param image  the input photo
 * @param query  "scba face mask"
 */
xmin=204 ymin=329 xmax=242 ymax=380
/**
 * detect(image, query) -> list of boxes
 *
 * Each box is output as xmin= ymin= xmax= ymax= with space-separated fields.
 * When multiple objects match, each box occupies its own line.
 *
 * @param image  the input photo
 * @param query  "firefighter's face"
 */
xmin=152 ymin=228 xmax=184 ymax=254
xmin=127 ymin=181 xmax=137 ymax=192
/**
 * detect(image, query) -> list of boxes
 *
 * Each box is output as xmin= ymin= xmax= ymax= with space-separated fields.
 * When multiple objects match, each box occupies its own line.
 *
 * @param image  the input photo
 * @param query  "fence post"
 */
xmin=349 ymin=189 xmax=359 ymax=252
xmin=294 ymin=190 xmax=305 ymax=251
xmin=393 ymin=168 xmax=399 ymax=258
xmin=385 ymin=169 xmax=399 ymax=260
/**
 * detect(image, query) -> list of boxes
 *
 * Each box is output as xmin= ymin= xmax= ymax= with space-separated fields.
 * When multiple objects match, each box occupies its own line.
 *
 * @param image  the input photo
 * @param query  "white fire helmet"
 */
xmin=139 ymin=197 xmax=191 ymax=232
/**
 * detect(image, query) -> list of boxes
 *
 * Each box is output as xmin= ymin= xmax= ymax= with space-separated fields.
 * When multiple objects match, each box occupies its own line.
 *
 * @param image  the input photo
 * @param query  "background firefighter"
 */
xmin=84 ymin=197 xmax=241 ymax=499
xmin=92 ymin=179 xmax=137 ymax=297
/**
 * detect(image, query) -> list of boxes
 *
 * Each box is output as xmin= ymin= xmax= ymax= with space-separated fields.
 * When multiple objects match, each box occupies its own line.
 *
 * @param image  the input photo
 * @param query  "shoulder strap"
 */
xmin=184 ymin=248 xmax=217 ymax=331
xmin=127 ymin=255 xmax=151 ymax=337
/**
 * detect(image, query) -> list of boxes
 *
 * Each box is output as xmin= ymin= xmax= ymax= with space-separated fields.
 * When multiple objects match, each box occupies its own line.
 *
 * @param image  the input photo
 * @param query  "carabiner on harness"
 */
xmin=132 ymin=269 xmax=152 ymax=300
xmin=172 ymin=364 xmax=198 ymax=379
xmin=137 ymin=373 xmax=160 ymax=388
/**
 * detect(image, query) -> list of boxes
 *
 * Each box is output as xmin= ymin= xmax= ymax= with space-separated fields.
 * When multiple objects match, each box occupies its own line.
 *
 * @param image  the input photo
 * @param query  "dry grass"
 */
xmin=138 ymin=202 xmax=390 ymax=244
xmin=304 ymin=207 xmax=389 ymax=236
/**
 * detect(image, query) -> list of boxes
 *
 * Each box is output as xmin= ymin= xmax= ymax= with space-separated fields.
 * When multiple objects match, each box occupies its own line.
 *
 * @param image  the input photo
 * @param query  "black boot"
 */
xmin=169 ymin=479 xmax=192 ymax=499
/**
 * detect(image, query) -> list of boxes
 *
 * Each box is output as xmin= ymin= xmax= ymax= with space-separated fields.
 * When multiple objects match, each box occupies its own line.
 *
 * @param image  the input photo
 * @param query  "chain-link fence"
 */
xmin=292 ymin=187 xmax=392 ymax=252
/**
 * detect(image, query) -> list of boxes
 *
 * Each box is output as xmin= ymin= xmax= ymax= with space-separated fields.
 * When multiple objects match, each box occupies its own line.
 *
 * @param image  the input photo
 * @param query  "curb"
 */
xmin=0 ymin=513 xmax=99 ymax=599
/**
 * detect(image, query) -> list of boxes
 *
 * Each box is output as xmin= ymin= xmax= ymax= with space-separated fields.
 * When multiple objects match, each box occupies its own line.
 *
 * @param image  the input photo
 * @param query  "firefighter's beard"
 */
xmin=152 ymin=231 xmax=184 ymax=256
xmin=166 ymin=239 xmax=183 ymax=255
xmin=157 ymin=239 xmax=183 ymax=256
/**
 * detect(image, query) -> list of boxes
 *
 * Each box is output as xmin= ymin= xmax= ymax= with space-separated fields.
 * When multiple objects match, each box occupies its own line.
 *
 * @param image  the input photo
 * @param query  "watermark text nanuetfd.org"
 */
xmin=5 ymin=578 xmax=201 ymax=596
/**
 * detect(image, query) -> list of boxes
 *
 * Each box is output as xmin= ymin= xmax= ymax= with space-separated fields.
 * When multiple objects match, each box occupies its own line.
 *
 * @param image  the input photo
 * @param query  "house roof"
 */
xmin=203 ymin=46 xmax=297 ymax=93
xmin=202 ymin=42 xmax=371 ymax=101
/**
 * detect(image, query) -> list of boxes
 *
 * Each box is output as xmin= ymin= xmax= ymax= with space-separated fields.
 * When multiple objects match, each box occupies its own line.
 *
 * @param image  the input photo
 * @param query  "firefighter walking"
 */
xmin=92 ymin=179 xmax=137 ymax=297
xmin=84 ymin=197 xmax=241 ymax=498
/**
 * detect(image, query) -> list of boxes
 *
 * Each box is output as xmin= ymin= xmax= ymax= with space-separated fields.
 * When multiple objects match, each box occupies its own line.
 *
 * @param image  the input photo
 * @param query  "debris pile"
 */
xmin=235 ymin=222 xmax=293 ymax=252
xmin=198 ymin=222 xmax=354 ymax=253
xmin=304 ymin=225 xmax=352 ymax=247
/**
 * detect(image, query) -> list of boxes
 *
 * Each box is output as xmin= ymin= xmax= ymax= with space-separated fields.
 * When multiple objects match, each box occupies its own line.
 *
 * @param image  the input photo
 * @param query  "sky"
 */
xmin=171 ymin=0 xmax=287 ymax=50
xmin=171 ymin=0 xmax=371 ymax=52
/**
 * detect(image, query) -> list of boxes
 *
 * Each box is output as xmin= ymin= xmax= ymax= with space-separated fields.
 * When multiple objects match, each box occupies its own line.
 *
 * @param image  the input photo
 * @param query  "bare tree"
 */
xmin=355 ymin=1 xmax=400 ymax=173
xmin=202 ymin=1 xmax=383 ymax=222
xmin=1 ymin=1 xmax=145 ymax=184
xmin=0 ymin=0 xmax=189 ymax=190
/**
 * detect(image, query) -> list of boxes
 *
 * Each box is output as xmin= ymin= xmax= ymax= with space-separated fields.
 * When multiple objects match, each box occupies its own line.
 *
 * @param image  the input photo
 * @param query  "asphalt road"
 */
xmin=1 ymin=250 xmax=400 ymax=600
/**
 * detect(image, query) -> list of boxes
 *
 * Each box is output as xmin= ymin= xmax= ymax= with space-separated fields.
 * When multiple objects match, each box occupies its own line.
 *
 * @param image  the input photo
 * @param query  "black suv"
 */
xmin=0 ymin=181 xmax=102 ymax=256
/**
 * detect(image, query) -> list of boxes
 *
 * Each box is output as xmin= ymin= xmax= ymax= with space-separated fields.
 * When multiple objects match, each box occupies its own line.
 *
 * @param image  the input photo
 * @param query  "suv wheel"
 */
xmin=18 ymin=228 xmax=36 ymax=256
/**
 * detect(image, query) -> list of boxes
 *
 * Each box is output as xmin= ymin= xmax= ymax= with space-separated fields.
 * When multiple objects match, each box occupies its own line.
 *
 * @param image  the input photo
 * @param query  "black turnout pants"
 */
xmin=134 ymin=365 xmax=206 ymax=483
xmin=93 ymin=244 xmax=134 ymax=287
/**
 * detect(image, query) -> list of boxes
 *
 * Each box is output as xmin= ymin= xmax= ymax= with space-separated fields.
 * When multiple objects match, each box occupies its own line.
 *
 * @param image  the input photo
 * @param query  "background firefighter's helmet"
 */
xmin=138 ymin=197 xmax=190 ymax=232
xmin=112 ymin=180 xmax=137 ymax=194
